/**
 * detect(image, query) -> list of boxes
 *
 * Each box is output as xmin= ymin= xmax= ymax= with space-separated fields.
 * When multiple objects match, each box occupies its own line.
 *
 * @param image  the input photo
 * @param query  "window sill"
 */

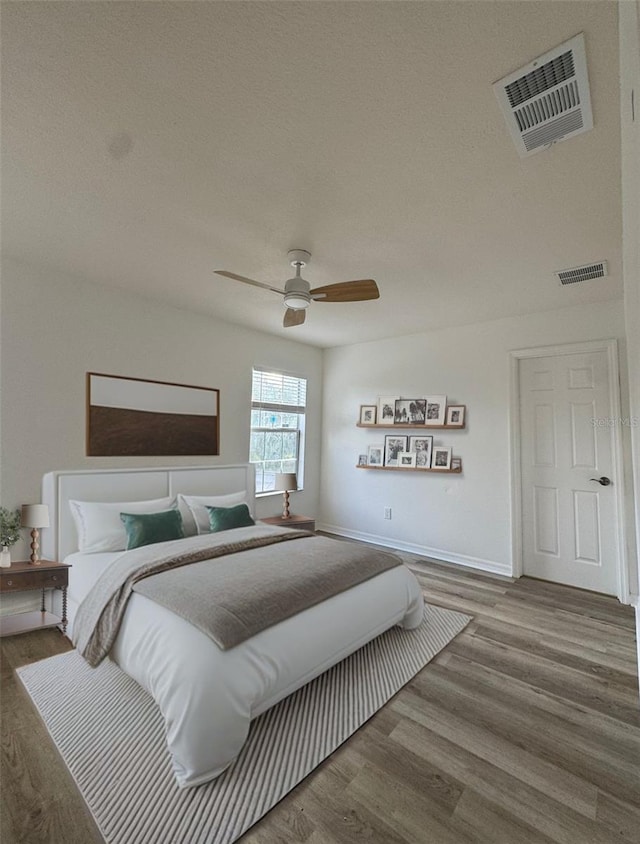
xmin=256 ymin=489 xmax=304 ymax=499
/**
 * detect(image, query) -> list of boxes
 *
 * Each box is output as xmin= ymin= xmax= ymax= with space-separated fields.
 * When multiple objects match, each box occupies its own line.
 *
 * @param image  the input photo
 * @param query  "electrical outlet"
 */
xmin=384 ymin=507 xmax=392 ymax=520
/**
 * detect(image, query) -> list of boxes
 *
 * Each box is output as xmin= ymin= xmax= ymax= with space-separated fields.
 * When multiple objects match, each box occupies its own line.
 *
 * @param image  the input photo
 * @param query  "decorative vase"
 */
xmin=0 ymin=546 xmax=11 ymax=568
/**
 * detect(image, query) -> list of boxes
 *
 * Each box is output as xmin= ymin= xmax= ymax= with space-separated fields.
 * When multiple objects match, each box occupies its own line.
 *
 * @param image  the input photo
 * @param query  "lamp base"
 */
xmin=30 ymin=528 xmax=41 ymax=565
xmin=282 ymin=490 xmax=291 ymax=519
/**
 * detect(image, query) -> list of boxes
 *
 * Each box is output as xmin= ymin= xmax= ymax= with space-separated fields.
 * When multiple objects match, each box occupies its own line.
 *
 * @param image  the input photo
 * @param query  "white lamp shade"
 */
xmin=273 ymin=473 xmax=298 ymax=492
xmin=21 ymin=504 xmax=50 ymax=529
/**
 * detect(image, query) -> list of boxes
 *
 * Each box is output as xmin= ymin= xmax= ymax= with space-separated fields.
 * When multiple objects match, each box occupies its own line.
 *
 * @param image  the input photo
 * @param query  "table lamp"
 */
xmin=273 ymin=473 xmax=298 ymax=519
xmin=21 ymin=504 xmax=50 ymax=564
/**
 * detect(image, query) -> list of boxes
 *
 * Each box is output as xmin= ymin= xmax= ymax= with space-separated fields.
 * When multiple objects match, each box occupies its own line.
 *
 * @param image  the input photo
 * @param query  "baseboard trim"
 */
xmin=317 ymin=523 xmax=513 ymax=578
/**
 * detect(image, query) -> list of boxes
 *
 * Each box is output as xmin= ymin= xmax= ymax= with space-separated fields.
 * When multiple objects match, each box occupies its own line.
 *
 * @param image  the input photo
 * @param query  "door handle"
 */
xmin=589 ymin=476 xmax=611 ymax=486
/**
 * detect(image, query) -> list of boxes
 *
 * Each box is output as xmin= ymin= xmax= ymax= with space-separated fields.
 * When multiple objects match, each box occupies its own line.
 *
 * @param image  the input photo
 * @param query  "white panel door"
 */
xmin=519 ymin=351 xmax=619 ymax=594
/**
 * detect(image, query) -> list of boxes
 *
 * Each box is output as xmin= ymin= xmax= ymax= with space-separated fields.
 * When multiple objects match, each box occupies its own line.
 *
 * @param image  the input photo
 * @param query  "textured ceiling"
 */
xmin=2 ymin=1 xmax=622 ymax=348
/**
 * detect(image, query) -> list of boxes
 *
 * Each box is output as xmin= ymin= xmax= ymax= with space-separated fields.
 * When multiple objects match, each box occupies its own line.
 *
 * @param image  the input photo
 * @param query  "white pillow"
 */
xmin=177 ymin=491 xmax=249 ymax=535
xmin=70 ymin=496 xmax=177 ymax=553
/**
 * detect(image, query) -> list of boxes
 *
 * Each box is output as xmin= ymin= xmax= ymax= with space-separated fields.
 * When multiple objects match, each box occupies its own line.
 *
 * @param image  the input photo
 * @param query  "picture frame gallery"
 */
xmin=363 ymin=396 xmax=464 ymax=429
xmin=356 ymin=394 xmax=465 ymax=472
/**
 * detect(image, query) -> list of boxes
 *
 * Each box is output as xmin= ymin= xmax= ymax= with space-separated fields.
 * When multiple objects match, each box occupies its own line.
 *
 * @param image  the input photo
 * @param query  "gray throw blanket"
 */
xmin=73 ymin=525 xmax=401 ymax=666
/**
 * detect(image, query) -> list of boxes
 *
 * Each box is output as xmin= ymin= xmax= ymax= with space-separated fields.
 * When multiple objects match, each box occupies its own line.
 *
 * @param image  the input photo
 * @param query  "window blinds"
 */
xmin=251 ymin=369 xmax=307 ymax=413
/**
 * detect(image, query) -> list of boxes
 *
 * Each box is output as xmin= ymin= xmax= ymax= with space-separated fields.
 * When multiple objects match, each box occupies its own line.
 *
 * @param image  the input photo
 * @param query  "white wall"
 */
xmin=0 ymin=257 xmax=323 ymax=609
xmin=320 ymin=300 xmax=635 ymax=589
xmin=619 ymin=0 xmax=640 ymax=682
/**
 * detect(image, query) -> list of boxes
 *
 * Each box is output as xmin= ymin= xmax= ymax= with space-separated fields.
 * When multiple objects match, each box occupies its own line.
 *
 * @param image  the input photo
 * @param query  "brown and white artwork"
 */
xmin=87 ymin=373 xmax=219 ymax=456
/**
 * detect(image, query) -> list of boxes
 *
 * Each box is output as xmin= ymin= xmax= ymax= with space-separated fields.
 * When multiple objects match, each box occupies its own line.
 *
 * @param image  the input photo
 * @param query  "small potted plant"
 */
xmin=0 ymin=507 xmax=22 ymax=567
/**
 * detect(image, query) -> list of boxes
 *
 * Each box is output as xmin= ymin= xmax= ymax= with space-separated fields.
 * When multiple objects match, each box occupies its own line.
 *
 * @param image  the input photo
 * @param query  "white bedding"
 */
xmin=65 ymin=535 xmax=424 ymax=788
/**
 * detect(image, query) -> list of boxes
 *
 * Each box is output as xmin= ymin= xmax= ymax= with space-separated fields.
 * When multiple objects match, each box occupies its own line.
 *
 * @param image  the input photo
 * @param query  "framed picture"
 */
xmin=398 ymin=451 xmax=417 ymax=468
xmin=359 ymin=405 xmax=377 ymax=425
xmin=377 ymin=396 xmax=398 ymax=425
xmin=424 ymin=395 xmax=447 ymax=426
xmin=87 ymin=372 xmax=219 ymax=456
xmin=446 ymin=405 xmax=466 ymax=427
xmin=408 ymin=435 xmax=433 ymax=468
xmin=432 ymin=446 xmax=452 ymax=470
xmin=451 ymin=457 xmax=462 ymax=471
xmin=367 ymin=444 xmax=384 ymax=466
xmin=358 ymin=454 xmax=368 ymax=466
xmin=384 ymin=434 xmax=408 ymax=466
xmin=394 ymin=398 xmax=426 ymax=424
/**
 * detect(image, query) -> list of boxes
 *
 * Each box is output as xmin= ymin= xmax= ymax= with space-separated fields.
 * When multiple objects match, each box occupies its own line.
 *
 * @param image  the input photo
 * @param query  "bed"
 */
xmin=42 ymin=465 xmax=424 ymax=788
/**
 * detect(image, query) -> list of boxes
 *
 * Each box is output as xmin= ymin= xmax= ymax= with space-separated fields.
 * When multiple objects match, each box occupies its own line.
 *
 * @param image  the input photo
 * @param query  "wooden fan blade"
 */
xmin=309 ymin=279 xmax=379 ymax=303
xmin=214 ymin=271 xmax=284 ymax=295
xmin=283 ymin=308 xmax=306 ymax=327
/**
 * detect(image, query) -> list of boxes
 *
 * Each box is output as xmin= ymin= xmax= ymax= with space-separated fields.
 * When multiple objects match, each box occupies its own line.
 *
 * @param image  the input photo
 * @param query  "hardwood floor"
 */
xmin=1 ymin=560 xmax=638 ymax=843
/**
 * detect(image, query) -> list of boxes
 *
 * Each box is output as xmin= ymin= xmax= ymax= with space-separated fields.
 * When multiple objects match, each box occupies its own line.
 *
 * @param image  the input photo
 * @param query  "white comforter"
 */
xmin=66 ymin=533 xmax=424 ymax=787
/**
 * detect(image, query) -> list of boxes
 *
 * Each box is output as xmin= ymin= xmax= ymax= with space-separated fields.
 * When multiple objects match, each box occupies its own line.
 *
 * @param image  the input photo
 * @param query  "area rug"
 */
xmin=17 ymin=603 xmax=470 ymax=844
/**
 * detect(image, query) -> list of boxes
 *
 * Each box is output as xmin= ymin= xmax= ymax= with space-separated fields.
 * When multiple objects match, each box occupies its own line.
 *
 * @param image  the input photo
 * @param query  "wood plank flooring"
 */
xmin=1 ymin=559 xmax=638 ymax=843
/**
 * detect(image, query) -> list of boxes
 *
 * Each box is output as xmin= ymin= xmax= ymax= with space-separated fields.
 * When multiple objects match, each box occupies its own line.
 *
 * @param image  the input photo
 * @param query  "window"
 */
xmin=250 ymin=368 xmax=307 ymax=494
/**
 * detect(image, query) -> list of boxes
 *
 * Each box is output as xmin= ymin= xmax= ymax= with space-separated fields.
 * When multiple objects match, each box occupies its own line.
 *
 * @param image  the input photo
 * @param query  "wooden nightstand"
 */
xmin=262 ymin=514 xmax=316 ymax=532
xmin=0 ymin=560 xmax=70 ymax=637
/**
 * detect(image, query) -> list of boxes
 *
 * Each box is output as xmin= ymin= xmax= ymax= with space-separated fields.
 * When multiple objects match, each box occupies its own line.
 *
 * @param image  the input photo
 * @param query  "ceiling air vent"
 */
xmin=493 ymin=33 xmax=593 ymax=157
xmin=555 ymin=261 xmax=608 ymax=285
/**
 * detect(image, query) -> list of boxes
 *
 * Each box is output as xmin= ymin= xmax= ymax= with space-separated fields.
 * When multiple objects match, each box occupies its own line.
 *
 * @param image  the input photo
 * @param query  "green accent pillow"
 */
xmin=120 ymin=509 xmax=185 ymax=550
xmin=206 ymin=503 xmax=255 ymax=533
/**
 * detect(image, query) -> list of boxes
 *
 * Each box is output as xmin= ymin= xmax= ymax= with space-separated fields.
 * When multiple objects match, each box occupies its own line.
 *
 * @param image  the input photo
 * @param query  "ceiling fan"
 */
xmin=214 ymin=249 xmax=380 ymax=327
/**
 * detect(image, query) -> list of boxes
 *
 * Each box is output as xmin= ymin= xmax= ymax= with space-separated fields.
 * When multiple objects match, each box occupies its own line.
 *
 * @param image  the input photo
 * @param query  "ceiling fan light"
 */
xmin=284 ymin=292 xmax=311 ymax=310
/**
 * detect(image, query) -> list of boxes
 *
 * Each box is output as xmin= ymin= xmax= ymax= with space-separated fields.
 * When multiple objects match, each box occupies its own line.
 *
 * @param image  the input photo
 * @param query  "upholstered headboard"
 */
xmin=42 ymin=464 xmax=256 ymax=561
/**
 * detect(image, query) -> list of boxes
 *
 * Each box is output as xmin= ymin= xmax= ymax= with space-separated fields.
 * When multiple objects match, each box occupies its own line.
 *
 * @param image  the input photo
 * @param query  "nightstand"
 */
xmin=0 ymin=560 xmax=70 ymax=637
xmin=262 ymin=514 xmax=316 ymax=532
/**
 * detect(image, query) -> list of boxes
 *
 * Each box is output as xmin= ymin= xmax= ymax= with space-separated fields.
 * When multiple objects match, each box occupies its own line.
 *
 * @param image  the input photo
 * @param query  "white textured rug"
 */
xmin=18 ymin=603 xmax=470 ymax=844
